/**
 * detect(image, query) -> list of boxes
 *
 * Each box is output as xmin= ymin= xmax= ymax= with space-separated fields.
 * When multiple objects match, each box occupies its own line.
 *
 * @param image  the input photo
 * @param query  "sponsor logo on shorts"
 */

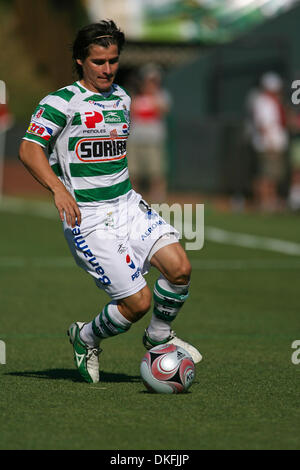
xmin=131 ymin=267 xmax=141 ymax=281
xmin=72 ymin=224 xmax=111 ymax=286
xmin=141 ymin=219 xmax=166 ymax=241
xmin=126 ymin=254 xmax=135 ymax=269
xmin=125 ymin=254 xmax=141 ymax=281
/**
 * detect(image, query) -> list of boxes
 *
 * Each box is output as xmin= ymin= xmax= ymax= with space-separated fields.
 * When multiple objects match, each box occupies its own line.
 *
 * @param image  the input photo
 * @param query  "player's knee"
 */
xmin=167 ymin=259 xmax=192 ymax=285
xmin=132 ymin=295 xmax=152 ymax=321
xmin=118 ymin=287 xmax=152 ymax=323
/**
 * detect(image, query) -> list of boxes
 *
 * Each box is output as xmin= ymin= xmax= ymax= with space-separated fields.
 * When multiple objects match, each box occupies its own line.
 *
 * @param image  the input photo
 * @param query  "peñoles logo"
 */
xmin=84 ymin=111 xmax=103 ymax=129
xmin=75 ymin=137 xmax=127 ymax=162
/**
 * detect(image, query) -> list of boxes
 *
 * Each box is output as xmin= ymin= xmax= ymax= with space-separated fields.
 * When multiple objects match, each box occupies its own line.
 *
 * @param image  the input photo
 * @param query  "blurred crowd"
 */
xmin=126 ymin=65 xmax=300 ymax=212
xmin=243 ymin=71 xmax=300 ymax=213
xmin=3 ymin=60 xmax=300 ymax=213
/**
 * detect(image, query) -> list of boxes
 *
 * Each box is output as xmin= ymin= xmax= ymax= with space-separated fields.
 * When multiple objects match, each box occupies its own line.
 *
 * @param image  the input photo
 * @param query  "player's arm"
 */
xmin=19 ymin=140 xmax=81 ymax=227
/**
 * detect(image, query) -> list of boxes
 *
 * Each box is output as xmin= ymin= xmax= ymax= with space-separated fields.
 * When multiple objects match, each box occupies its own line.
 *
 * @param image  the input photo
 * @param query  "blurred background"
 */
xmin=1 ymin=0 xmax=300 ymax=211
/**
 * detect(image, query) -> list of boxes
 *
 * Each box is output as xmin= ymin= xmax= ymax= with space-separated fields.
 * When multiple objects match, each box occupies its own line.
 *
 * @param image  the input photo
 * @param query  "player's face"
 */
xmin=77 ymin=44 xmax=119 ymax=93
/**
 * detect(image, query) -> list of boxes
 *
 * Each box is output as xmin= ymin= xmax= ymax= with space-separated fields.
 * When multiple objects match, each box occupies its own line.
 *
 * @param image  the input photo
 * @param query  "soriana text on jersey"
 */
xmin=75 ymin=137 xmax=127 ymax=162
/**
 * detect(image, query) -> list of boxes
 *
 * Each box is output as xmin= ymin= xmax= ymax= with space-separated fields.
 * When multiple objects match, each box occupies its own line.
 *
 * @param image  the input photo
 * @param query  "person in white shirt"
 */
xmin=247 ymin=72 xmax=288 ymax=211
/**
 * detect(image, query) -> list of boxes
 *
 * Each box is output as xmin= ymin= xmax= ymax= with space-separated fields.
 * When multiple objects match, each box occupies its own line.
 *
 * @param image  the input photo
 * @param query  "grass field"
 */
xmin=0 ymin=196 xmax=299 ymax=450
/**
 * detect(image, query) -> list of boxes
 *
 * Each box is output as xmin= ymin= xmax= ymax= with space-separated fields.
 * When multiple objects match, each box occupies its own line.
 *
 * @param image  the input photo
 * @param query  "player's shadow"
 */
xmin=5 ymin=369 xmax=140 ymax=383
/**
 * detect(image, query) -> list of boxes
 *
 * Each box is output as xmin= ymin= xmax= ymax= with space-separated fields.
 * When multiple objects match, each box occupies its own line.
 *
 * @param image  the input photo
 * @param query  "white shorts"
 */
xmin=63 ymin=190 xmax=179 ymax=300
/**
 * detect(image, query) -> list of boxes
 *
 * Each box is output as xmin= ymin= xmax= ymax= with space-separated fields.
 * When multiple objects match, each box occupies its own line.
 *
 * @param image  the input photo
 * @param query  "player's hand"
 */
xmin=53 ymin=186 xmax=81 ymax=228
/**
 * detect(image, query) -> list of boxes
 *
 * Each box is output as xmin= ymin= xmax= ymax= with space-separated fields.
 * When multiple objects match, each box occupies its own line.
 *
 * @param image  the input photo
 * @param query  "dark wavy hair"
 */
xmin=72 ymin=20 xmax=125 ymax=79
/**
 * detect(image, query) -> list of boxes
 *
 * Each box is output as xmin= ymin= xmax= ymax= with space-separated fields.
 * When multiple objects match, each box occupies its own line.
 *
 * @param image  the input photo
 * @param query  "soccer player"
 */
xmin=19 ymin=20 xmax=202 ymax=383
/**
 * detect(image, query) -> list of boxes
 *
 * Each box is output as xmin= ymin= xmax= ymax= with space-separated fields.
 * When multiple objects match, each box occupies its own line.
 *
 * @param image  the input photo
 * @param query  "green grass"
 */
xmin=0 ymin=201 xmax=299 ymax=450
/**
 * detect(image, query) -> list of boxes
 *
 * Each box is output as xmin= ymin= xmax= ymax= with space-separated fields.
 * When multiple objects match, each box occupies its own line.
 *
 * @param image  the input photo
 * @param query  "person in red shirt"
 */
xmin=127 ymin=64 xmax=171 ymax=202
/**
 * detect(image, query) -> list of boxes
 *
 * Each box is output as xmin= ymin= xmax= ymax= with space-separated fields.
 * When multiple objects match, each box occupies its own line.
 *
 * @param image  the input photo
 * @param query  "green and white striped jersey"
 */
xmin=23 ymin=81 xmax=132 ymax=205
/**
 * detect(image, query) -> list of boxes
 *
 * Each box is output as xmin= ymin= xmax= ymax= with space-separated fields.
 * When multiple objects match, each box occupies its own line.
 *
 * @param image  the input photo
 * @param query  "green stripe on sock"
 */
xmin=104 ymin=307 xmax=130 ymax=334
xmin=92 ymin=318 xmax=104 ymax=338
xmin=154 ymin=281 xmax=189 ymax=302
xmin=153 ymin=291 xmax=184 ymax=309
xmin=153 ymin=306 xmax=176 ymax=322
xmin=92 ymin=305 xmax=131 ymax=339
xmin=145 ymin=332 xmax=170 ymax=348
xmin=98 ymin=309 xmax=114 ymax=337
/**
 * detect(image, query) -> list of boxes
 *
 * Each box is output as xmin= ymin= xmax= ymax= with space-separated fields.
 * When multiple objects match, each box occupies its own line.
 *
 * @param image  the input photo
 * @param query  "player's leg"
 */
xmin=68 ymin=285 xmax=151 ymax=384
xmin=79 ymin=285 xmax=152 ymax=347
xmin=69 ymin=285 xmax=151 ymax=383
xmin=143 ymin=241 xmax=202 ymax=363
xmin=65 ymin=218 xmax=151 ymax=383
xmin=145 ymin=241 xmax=191 ymax=343
xmin=150 ymin=240 xmax=191 ymax=284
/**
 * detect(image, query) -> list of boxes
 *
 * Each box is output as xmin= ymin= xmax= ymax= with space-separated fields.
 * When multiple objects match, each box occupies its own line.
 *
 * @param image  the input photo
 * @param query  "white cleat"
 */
xmin=143 ymin=329 xmax=202 ymax=364
xmin=165 ymin=331 xmax=202 ymax=364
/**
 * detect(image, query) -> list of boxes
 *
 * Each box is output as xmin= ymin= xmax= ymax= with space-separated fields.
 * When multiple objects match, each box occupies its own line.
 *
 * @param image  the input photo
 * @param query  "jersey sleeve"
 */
xmin=23 ymin=94 xmax=68 ymax=148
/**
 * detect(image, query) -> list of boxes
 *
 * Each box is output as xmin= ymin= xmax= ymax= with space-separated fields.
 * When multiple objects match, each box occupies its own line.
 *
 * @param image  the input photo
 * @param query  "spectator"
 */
xmin=127 ymin=64 xmax=171 ymax=202
xmin=246 ymin=72 xmax=289 ymax=212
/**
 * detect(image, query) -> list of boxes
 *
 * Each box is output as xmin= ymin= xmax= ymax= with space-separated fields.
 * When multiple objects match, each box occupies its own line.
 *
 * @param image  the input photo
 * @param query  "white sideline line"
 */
xmin=1 ymin=196 xmax=300 ymax=256
xmin=191 ymin=259 xmax=300 ymax=270
xmin=205 ymin=226 xmax=300 ymax=256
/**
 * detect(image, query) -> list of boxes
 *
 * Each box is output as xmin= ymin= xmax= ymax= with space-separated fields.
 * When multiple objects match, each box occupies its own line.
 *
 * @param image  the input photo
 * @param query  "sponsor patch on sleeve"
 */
xmin=26 ymin=121 xmax=54 ymax=142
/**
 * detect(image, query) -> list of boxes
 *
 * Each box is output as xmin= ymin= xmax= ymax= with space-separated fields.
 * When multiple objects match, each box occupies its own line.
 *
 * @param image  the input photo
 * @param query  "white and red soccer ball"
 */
xmin=140 ymin=344 xmax=195 ymax=394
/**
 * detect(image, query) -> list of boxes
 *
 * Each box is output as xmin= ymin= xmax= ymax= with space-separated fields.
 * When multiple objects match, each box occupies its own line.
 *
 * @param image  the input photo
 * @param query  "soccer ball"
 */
xmin=140 ymin=344 xmax=195 ymax=394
